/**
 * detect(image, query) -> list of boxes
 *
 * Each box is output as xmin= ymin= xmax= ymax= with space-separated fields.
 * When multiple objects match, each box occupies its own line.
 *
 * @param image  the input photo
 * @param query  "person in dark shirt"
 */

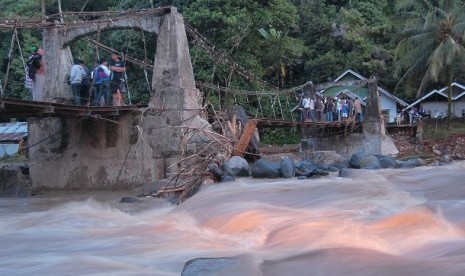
xmin=109 ymin=53 xmax=126 ymax=106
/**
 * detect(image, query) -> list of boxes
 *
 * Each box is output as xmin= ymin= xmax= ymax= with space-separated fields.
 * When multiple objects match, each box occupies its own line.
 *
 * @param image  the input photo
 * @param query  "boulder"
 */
xmin=326 ymin=166 xmax=340 ymax=177
xmin=310 ymin=151 xmax=345 ymax=165
xmin=221 ymin=163 xmax=235 ymax=178
xmin=348 ymin=151 xmax=365 ymax=169
xmin=404 ymin=157 xmax=427 ymax=167
xmin=340 ymin=168 xmax=359 ymax=178
xmin=376 ymin=155 xmax=397 ymax=169
xmin=280 ymin=157 xmax=295 ymax=178
xmin=220 ymin=175 xmax=235 ymax=183
xmin=359 ymin=155 xmax=381 ymax=169
xmin=329 ymin=162 xmax=347 ymax=175
xmin=396 ymin=157 xmax=427 ymax=168
xmin=294 ymin=159 xmax=317 ymax=178
xmin=181 ymin=256 xmax=258 ymax=276
xmin=315 ymin=163 xmax=330 ymax=171
xmin=251 ymin=159 xmax=281 ymax=178
xmin=0 ymin=165 xmax=31 ymax=197
xmin=207 ymin=163 xmax=223 ymax=181
xmin=225 ymin=156 xmax=250 ymax=177
xmin=295 ymin=159 xmax=317 ymax=172
xmin=311 ymin=169 xmax=330 ymax=177
xmin=295 ymin=168 xmax=313 ymax=178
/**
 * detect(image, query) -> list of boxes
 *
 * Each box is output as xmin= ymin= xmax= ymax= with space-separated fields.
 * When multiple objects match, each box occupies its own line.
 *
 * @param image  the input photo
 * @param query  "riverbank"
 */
xmin=389 ymin=118 xmax=465 ymax=162
xmin=261 ymin=119 xmax=465 ymax=163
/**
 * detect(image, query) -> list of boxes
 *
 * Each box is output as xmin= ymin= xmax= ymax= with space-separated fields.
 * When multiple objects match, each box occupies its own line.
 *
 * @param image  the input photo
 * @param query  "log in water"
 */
xmin=2 ymin=162 xmax=465 ymax=275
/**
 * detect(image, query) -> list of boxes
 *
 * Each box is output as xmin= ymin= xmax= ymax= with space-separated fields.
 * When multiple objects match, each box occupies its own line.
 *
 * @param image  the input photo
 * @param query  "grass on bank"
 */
xmin=422 ymin=118 xmax=465 ymax=139
xmin=0 ymin=154 xmax=28 ymax=163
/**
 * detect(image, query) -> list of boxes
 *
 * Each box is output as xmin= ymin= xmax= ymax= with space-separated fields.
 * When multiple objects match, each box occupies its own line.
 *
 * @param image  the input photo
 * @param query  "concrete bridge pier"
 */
xmin=300 ymin=77 xmax=399 ymax=157
xmin=362 ymin=77 xmax=398 ymax=156
xmin=141 ymin=7 xmax=210 ymax=179
xmin=42 ymin=29 xmax=73 ymax=102
xmin=28 ymin=8 xmax=210 ymax=190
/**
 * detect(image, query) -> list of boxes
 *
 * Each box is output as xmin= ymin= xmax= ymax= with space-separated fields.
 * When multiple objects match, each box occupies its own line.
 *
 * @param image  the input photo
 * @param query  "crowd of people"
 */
xmin=397 ymin=107 xmax=429 ymax=125
xmin=69 ymin=52 xmax=127 ymax=106
xmin=298 ymin=94 xmax=363 ymax=123
xmin=26 ymin=48 xmax=127 ymax=106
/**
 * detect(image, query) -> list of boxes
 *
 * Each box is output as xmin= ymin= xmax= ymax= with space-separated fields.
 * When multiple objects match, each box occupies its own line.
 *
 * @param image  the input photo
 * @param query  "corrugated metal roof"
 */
xmin=0 ymin=122 xmax=28 ymax=142
xmin=0 ymin=144 xmax=20 ymax=158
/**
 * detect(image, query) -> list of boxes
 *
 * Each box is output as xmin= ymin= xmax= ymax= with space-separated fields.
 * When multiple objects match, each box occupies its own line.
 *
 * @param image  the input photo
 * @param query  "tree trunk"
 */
xmin=57 ymin=0 xmax=64 ymax=23
xmin=41 ymin=0 xmax=46 ymax=19
xmin=446 ymin=64 xmax=453 ymax=122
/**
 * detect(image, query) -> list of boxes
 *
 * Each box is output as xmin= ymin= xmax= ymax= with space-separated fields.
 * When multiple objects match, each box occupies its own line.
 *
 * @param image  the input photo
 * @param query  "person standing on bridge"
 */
xmin=326 ymin=98 xmax=334 ymax=122
xmin=30 ymin=48 xmax=45 ymax=101
xmin=109 ymin=53 xmax=126 ymax=106
xmin=93 ymin=58 xmax=111 ymax=106
xmin=354 ymin=96 xmax=363 ymax=122
xmin=301 ymin=94 xmax=310 ymax=121
xmin=309 ymin=96 xmax=316 ymax=122
xmin=69 ymin=59 xmax=87 ymax=105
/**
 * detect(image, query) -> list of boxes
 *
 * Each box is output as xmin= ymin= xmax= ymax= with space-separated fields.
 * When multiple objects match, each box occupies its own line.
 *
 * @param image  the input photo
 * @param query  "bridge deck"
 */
xmin=0 ymin=98 xmax=147 ymax=118
xmin=256 ymin=118 xmax=361 ymax=128
xmin=1 ymin=99 xmax=366 ymax=129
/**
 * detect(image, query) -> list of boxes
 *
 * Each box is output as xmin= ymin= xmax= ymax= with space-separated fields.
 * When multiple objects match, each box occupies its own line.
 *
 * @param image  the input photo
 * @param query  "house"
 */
xmin=403 ymin=82 xmax=465 ymax=118
xmin=319 ymin=70 xmax=408 ymax=123
xmin=0 ymin=122 xmax=28 ymax=158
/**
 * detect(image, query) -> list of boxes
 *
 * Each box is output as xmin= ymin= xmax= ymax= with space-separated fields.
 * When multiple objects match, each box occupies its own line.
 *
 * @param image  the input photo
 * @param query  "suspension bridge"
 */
xmin=0 ymin=7 xmax=390 ymax=191
xmin=0 ymin=6 xmax=366 ymax=130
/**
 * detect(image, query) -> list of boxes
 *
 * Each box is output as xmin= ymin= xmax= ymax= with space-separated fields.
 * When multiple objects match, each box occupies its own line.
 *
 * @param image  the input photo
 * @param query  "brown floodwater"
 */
xmin=2 ymin=162 xmax=465 ymax=275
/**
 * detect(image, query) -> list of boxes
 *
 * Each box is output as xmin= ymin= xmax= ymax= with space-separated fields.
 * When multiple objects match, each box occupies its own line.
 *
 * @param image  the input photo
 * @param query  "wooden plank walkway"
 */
xmin=0 ymin=98 xmax=146 ymax=118
xmin=256 ymin=118 xmax=360 ymax=128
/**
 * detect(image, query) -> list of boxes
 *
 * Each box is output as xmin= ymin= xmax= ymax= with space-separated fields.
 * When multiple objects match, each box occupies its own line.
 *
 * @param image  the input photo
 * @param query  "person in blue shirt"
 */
xmin=93 ymin=58 xmax=111 ymax=106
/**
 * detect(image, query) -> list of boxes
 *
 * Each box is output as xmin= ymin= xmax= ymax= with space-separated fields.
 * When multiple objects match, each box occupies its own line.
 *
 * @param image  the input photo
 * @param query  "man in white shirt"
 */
xmin=309 ymin=97 xmax=316 ymax=122
xmin=302 ymin=95 xmax=311 ymax=121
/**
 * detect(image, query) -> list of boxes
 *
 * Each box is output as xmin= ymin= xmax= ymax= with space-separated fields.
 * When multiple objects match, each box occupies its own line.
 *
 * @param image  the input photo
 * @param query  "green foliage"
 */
xmin=394 ymin=0 xmax=465 ymax=117
xmin=259 ymin=127 xmax=301 ymax=146
xmin=184 ymin=0 xmax=300 ymax=88
xmin=1 ymin=0 xmax=465 ymax=115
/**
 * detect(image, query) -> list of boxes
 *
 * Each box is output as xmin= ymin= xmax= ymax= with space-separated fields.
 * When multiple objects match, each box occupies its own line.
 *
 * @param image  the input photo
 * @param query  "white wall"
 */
xmin=453 ymin=101 xmax=465 ymax=117
xmin=422 ymin=102 xmax=448 ymax=117
xmin=380 ymin=93 xmax=397 ymax=123
xmin=421 ymin=101 xmax=465 ymax=118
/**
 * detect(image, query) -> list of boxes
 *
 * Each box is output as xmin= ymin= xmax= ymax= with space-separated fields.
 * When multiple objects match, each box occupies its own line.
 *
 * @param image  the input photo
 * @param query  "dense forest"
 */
xmin=1 ymin=0 xmax=465 ymax=104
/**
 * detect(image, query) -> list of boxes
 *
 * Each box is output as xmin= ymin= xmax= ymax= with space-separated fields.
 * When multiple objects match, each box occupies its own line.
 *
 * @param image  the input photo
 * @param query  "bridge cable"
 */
xmin=140 ymin=28 xmax=151 ymax=94
xmin=1 ymin=28 xmax=17 ymax=98
xmin=276 ymin=92 xmax=285 ymax=120
xmin=122 ymin=28 xmax=133 ymax=105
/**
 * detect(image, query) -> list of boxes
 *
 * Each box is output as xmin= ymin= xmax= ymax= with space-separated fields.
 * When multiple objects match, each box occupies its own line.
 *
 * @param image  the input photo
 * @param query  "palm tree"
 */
xmin=258 ymin=27 xmax=305 ymax=88
xmin=394 ymin=0 xmax=465 ymax=119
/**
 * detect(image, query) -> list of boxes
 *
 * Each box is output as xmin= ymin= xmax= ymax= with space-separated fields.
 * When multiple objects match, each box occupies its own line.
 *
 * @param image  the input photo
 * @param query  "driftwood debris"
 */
xmin=233 ymin=119 xmax=258 ymax=156
xmin=153 ymin=125 xmax=234 ymax=203
xmin=153 ymin=105 xmax=259 ymax=203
